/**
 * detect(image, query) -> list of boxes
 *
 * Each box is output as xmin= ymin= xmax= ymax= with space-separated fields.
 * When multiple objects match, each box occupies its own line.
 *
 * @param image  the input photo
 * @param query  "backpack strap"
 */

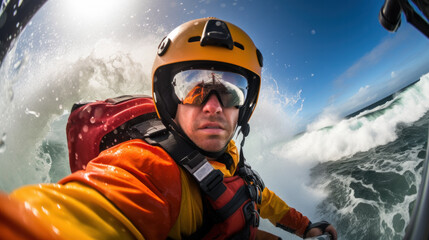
xmin=127 ymin=118 xmax=227 ymax=201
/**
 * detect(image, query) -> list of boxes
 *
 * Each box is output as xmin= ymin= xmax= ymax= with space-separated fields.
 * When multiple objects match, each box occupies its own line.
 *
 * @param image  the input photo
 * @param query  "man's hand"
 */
xmin=305 ymin=223 xmax=338 ymax=240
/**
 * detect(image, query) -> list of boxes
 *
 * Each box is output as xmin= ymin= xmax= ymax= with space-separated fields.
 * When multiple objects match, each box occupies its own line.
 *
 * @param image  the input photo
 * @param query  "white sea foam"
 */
xmin=274 ymin=73 xmax=429 ymax=164
xmin=0 ymin=36 xmax=158 ymax=191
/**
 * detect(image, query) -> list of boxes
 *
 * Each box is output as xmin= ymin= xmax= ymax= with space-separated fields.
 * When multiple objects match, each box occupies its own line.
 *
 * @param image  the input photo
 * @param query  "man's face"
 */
xmin=175 ymin=94 xmax=239 ymax=153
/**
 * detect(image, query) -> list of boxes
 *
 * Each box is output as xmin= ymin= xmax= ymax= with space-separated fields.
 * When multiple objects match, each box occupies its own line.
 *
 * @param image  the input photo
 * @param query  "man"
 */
xmin=0 ymin=17 xmax=337 ymax=239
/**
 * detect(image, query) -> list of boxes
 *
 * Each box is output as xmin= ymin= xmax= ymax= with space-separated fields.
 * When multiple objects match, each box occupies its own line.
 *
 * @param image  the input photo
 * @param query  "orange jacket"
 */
xmin=0 ymin=139 xmax=310 ymax=239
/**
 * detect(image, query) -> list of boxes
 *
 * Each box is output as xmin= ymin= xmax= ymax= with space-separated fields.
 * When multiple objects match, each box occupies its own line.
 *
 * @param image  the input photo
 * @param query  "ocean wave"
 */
xmin=275 ymin=72 xmax=429 ymax=163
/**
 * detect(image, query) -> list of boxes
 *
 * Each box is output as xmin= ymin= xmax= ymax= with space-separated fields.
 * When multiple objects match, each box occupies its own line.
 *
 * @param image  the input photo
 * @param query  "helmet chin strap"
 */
xmin=238 ymin=123 xmax=250 ymax=162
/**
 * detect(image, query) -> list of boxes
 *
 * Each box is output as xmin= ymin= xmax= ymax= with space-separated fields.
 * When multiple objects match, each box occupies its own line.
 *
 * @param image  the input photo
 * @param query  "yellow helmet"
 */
xmin=152 ymin=17 xmax=263 ymax=128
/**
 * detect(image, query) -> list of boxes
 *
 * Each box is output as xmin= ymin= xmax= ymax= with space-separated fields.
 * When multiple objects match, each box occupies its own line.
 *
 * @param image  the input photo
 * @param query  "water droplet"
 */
xmin=90 ymin=117 xmax=96 ymax=124
xmin=0 ymin=133 xmax=7 ymax=153
xmin=78 ymin=133 xmax=83 ymax=140
xmin=25 ymin=108 xmax=40 ymax=118
xmin=82 ymin=125 xmax=89 ymax=133
xmin=59 ymin=104 xmax=63 ymax=110
xmin=13 ymin=60 xmax=22 ymax=69
xmin=55 ymin=97 xmax=59 ymax=101
xmin=113 ymin=129 xmax=118 ymax=134
xmin=13 ymin=10 xmax=17 ymax=16
xmin=103 ymin=125 xmax=108 ymax=131
xmin=75 ymin=153 xmax=79 ymax=160
xmin=8 ymin=88 xmax=14 ymax=101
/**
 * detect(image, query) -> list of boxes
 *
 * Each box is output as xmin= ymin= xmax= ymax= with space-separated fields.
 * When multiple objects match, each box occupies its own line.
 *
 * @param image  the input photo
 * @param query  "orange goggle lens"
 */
xmin=172 ymin=70 xmax=248 ymax=107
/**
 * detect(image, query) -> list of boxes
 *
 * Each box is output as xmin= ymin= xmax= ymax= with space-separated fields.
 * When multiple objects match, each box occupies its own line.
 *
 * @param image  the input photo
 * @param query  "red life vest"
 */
xmin=200 ymin=175 xmax=258 ymax=239
xmin=67 ymin=95 xmax=262 ymax=239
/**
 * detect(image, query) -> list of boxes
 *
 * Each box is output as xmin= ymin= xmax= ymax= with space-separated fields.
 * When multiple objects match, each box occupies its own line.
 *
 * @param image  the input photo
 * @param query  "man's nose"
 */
xmin=202 ymin=94 xmax=223 ymax=114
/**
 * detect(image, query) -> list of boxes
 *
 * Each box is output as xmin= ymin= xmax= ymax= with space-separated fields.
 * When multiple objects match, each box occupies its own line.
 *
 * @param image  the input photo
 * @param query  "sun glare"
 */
xmin=62 ymin=0 xmax=126 ymax=23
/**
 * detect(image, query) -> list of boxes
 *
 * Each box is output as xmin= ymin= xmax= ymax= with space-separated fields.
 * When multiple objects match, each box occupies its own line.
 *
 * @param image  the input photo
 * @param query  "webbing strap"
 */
xmin=215 ymin=185 xmax=248 ymax=221
xmin=128 ymin=118 xmax=226 ymax=200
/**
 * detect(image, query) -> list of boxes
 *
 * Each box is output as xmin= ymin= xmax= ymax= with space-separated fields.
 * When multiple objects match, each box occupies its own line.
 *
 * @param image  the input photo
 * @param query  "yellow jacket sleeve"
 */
xmin=1 ymin=182 xmax=143 ymax=240
xmin=258 ymin=187 xmax=310 ymax=237
xmin=0 ymin=139 xmax=183 ymax=240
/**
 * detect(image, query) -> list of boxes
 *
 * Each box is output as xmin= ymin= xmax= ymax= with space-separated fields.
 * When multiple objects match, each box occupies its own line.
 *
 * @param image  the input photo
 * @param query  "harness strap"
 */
xmin=128 ymin=117 xmax=226 ymax=200
xmin=215 ymin=185 xmax=248 ymax=220
xmin=127 ymin=114 xmax=262 ymax=238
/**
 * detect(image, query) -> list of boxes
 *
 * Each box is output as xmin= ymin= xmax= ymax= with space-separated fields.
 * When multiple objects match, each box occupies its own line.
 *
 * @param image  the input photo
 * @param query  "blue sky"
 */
xmin=23 ymin=0 xmax=429 ymax=129
xmin=140 ymin=0 xmax=429 ymax=127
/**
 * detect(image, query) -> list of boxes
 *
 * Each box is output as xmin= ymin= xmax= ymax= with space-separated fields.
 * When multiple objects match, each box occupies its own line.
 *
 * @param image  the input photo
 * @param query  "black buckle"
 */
xmin=247 ymin=184 xmax=262 ymax=205
xmin=180 ymin=151 xmax=226 ymax=200
xmin=130 ymin=117 xmax=169 ymax=145
xmin=244 ymin=201 xmax=260 ymax=227
xmin=144 ymin=124 xmax=168 ymax=138
xmin=238 ymin=163 xmax=265 ymax=192
xmin=200 ymin=169 xmax=226 ymax=200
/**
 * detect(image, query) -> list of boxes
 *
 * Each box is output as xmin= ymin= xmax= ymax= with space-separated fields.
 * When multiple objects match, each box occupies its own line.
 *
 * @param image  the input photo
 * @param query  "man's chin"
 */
xmin=196 ymin=140 xmax=227 ymax=153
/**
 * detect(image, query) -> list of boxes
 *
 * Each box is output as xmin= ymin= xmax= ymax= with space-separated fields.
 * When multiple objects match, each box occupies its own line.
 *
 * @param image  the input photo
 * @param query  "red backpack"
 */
xmin=66 ymin=95 xmax=156 ymax=172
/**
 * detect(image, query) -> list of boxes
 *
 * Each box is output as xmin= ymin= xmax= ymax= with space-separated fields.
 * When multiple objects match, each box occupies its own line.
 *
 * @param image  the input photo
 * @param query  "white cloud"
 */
xmin=333 ymin=32 xmax=408 ymax=87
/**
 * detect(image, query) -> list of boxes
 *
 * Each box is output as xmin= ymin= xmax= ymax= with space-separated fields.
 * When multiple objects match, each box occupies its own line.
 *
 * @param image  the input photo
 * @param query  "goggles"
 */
xmin=172 ymin=69 xmax=248 ymax=108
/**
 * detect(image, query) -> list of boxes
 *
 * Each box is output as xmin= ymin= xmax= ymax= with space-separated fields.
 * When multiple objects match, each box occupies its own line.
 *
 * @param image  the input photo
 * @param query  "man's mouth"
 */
xmin=199 ymin=123 xmax=224 ymax=131
xmin=204 ymin=126 xmax=221 ymax=129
